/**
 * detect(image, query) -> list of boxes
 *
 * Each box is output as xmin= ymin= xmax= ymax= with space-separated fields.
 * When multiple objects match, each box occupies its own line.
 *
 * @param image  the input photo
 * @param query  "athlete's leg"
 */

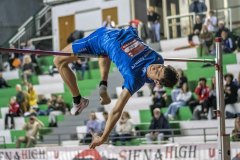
xmin=98 ymin=57 xmax=111 ymax=105
xmin=54 ymin=44 xmax=79 ymax=96
xmin=54 ymin=44 xmax=89 ymax=115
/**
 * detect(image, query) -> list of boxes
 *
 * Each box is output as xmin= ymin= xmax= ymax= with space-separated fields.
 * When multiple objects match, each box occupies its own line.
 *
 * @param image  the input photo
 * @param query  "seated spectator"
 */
xmin=145 ymin=108 xmax=170 ymax=144
xmin=150 ymin=84 xmax=167 ymax=115
xmin=221 ymin=29 xmax=235 ymax=53
xmin=188 ymin=15 xmax=203 ymax=46
xmin=171 ymin=68 xmax=188 ymax=102
xmin=16 ymin=115 xmax=44 ymax=148
xmin=27 ymin=83 xmax=38 ymax=111
xmin=48 ymin=95 xmax=66 ymax=127
xmin=82 ymin=112 xmax=100 ymax=144
xmin=224 ymin=73 xmax=238 ymax=105
xmin=0 ymin=72 xmax=11 ymax=88
xmin=234 ymin=72 xmax=240 ymax=102
xmin=189 ymin=77 xmax=210 ymax=120
xmin=199 ymin=25 xmax=214 ymax=56
xmin=215 ymin=20 xmax=230 ymax=38
xmin=115 ymin=111 xmax=134 ymax=145
xmin=16 ymin=84 xmax=29 ymax=114
xmin=204 ymin=10 xmax=218 ymax=33
xmin=165 ymin=82 xmax=192 ymax=120
xmin=71 ymin=58 xmax=89 ymax=80
xmin=205 ymin=76 xmax=217 ymax=119
xmin=232 ymin=116 xmax=240 ymax=141
xmin=5 ymin=97 xmax=20 ymax=130
xmin=22 ymin=55 xmax=34 ymax=84
xmin=49 ymin=64 xmax=59 ymax=76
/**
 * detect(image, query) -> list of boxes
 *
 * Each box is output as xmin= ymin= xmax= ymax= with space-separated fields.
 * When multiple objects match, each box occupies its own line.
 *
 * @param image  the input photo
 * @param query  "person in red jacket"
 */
xmin=5 ymin=96 xmax=20 ymax=129
xmin=194 ymin=77 xmax=210 ymax=118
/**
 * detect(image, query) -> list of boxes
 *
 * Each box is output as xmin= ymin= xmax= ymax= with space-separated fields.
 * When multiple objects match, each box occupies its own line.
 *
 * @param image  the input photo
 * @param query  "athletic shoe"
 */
xmin=99 ymin=85 xmax=111 ymax=105
xmin=71 ymin=97 xmax=89 ymax=115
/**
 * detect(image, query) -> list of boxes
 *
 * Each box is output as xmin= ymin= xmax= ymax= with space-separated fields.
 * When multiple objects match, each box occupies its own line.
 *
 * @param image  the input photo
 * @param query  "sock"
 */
xmin=73 ymin=95 xmax=82 ymax=104
xmin=99 ymin=81 xmax=108 ymax=87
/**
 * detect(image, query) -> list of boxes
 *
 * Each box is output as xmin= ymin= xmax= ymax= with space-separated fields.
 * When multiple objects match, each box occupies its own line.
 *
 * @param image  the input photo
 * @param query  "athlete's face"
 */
xmin=147 ymin=64 xmax=165 ymax=85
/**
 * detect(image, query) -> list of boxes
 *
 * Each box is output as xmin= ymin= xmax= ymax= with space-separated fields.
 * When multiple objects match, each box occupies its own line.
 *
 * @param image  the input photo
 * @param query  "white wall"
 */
xmin=51 ymin=0 xmax=131 ymax=50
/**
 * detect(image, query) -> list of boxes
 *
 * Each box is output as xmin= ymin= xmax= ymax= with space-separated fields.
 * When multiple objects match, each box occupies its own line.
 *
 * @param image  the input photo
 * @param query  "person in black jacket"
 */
xmin=224 ymin=73 xmax=238 ymax=105
xmin=145 ymin=108 xmax=170 ymax=144
xmin=147 ymin=6 xmax=161 ymax=43
xmin=188 ymin=15 xmax=203 ymax=46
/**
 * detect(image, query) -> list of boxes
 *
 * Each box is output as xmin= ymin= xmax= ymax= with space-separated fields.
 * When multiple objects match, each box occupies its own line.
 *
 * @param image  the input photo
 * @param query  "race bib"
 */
xmin=121 ymin=39 xmax=145 ymax=57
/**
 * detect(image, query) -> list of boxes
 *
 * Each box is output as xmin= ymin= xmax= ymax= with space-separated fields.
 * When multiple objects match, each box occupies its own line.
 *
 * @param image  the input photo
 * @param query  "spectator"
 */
xmin=204 ymin=10 xmax=218 ymax=33
xmin=171 ymin=68 xmax=188 ymax=102
xmin=145 ymin=108 xmax=170 ymax=144
xmin=165 ymin=82 xmax=192 ymax=120
xmin=71 ymin=58 xmax=89 ymax=80
xmin=82 ymin=112 xmax=100 ymax=144
xmin=237 ymin=35 xmax=240 ymax=52
xmin=188 ymin=15 xmax=203 ymax=46
xmin=27 ymin=83 xmax=38 ymax=111
xmin=190 ymin=77 xmax=210 ymax=120
xmin=0 ymin=72 xmax=11 ymax=88
xmin=22 ymin=55 xmax=34 ymax=84
xmin=234 ymin=72 xmax=240 ymax=102
xmin=100 ymin=111 xmax=117 ymax=143
xmin=224 ymin=73 xmax=238 ymax=105
xmin=232 ymin=153 xmax=240 ymax=160
xmin=129 ymin=19 xmax=148 ymax=42
xmin=199 ymin=25 xmax=214 ymax=55
xmin=189 ymin=0 xmax=207 ymax=15
xmin=150 ymin=84 xmax=167 ymax=115
xmin=48 ymin=95 xmax=66 ymax=127
xmin=16 ymin=115 xmax=44 ymax=148
xmin=16 ymin=84 xmax=29 ymax=114
xmin=215 ymin=20 xmax=230 ymax=38
xmin=147 ymin=6 xmax=161 ymax=43
xmin=8 ymin=44 xmax=19 ymax=70
xmin=102 ymin=15 xmax=116 ymax=28
xmin=221 ymin=29 xmax=235 ymax=53
xmin=115 ymin=111 xmax=134 ymax=145
xmin=232 ymin=116 xmax=240 ymax=141
xmin=4 ymin=97 xmax=20 ymax=130
xmin=205 ymin=76 xmax=217 ymax=119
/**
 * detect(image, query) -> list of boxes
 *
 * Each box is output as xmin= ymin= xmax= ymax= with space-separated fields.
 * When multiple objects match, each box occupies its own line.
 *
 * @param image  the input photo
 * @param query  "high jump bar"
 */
xmin=0 ymin=47 xmax=215 ymax=63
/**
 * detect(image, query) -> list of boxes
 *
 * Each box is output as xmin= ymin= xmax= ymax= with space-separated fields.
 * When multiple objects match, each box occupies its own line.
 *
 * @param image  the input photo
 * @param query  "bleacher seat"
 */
xmin=2 ymin=70 xmax=19 ymax=80
xmin=104 ymin=96 xmax=152 ymax=112
xmin=236 ymin=53 xmax=240 ymax=64
xmin=116 ymin=84 xmax=151 ymax=98
xmin=225 ymin=102 xmax=240 ymax=114
xmin=38 ymin=74 xmax=63 ymax=84
xmin=0 ymin=130 xmax=12 ymax=144
xmin=33 ymin=83 xmax=64 ymax=95
xmin=76 ymin=126 xmax=87 ymax=140
xmin=160 ymin=37 xmax=188 ymax=51
xmin=226 ymin=64 xmax=240 ymax=79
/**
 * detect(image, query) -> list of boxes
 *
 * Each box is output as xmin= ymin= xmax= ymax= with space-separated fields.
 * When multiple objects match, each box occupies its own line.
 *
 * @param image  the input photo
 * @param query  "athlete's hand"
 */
xmin=89 ymin=131 xmax=104 ymax=149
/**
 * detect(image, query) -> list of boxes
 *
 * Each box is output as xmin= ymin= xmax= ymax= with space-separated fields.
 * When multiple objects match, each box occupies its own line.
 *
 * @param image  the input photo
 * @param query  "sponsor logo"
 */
xmin=73 ymin=149 xmax=102 ymax=160
xmin=121 ymin=39 xmax=145 ymax=57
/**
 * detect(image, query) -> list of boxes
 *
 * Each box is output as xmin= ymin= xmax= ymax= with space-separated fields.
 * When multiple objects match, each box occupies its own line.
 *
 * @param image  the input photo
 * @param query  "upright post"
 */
xmin=215 ymin=37 xmax=230 ymax=160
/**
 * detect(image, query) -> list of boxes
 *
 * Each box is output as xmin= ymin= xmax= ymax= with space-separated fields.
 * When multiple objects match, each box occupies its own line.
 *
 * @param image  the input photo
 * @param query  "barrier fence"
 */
xmin=0 ymin=143 xmax=239 ymax=160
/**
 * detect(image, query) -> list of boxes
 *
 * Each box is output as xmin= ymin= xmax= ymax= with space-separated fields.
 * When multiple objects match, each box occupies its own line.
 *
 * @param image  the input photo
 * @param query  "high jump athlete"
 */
xmin=53 ymin=26 xmax=179 ymax=148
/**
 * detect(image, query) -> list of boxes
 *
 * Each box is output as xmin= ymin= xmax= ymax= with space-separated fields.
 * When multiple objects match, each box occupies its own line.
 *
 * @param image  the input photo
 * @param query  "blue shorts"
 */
xmin=72 ymin=27 xmax=107 ymax=56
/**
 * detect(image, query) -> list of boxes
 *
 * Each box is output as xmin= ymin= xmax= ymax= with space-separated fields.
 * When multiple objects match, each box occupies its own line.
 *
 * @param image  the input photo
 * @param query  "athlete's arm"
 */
xmin=89 ymin=89 xmax=131 ymax=149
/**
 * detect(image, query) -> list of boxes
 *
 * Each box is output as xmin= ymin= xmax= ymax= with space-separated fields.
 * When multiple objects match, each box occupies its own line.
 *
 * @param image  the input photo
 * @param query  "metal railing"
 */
xmin=39 ymin=126 xmax=234 ymax=146
xmin=8 ymin=5 xmax=52 ymax=48
xmin=166 ymin=8 xmax=233 ymax=39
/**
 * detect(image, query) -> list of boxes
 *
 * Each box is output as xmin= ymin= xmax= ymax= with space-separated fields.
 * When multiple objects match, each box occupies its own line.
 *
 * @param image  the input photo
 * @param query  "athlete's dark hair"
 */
xmin=161 ymin=65 xmax=179 ymax=88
